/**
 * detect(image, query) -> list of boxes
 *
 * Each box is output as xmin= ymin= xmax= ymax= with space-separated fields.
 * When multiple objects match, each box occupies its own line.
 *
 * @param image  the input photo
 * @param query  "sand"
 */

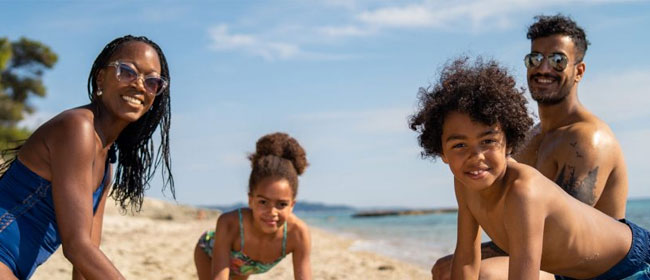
xmin=30 ymin=197 xmax=430 ymax=280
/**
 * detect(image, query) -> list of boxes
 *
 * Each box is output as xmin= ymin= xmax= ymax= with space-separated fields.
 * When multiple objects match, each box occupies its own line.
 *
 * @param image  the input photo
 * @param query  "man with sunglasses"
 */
xmin=431 ymin=15 xmax=629 ymax=280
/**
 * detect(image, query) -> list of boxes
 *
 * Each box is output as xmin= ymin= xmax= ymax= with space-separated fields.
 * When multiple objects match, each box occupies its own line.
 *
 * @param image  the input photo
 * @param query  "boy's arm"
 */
xmin=451 ymin=179 xmax=481 ymax=280
xmin=504 ymin=182 xmax=545 ymax=280
xmin=291 ymin=220 xmax=312 ymax=280
xmin=211 ymin=214 xmax=235 ymax=280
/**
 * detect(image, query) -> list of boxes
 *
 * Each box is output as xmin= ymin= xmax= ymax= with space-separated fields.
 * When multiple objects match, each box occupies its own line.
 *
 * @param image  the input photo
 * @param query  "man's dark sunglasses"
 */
xmin=524 ymin=52 xmax=572 ymax=72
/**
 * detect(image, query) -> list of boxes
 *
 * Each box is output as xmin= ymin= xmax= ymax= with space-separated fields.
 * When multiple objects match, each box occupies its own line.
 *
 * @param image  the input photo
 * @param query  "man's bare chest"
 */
xmin=519 ymin=133 xmax=562 ymax=180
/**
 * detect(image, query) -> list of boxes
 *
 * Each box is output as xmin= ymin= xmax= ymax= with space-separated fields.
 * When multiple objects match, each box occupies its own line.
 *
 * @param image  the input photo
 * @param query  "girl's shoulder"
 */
xmin=213 ymin=209 xmax=246 ymax=244
xmin=217 ymin=208 xmax=244 ymax=228
xmin=284 ymin=213 xmax=311 ymax=254
xmin=287 ymin=213 xmax=310 ymax=240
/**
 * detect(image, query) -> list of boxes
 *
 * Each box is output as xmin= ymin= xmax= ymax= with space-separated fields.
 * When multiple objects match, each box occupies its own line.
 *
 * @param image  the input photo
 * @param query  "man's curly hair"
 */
xmin=409 ymin=57 xmax=533 ymax=159
xmin=527 ymin=14 xmax=590 ymax=62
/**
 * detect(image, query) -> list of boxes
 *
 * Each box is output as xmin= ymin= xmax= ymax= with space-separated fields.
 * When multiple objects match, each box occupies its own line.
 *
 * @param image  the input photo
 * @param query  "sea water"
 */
xmin=298 ymin=198 xmax=650 ymax=269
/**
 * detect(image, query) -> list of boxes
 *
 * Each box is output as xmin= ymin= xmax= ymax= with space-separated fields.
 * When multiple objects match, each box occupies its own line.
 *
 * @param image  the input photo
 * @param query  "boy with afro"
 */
xmin=410 ymin=57 xmax=650 ymax=280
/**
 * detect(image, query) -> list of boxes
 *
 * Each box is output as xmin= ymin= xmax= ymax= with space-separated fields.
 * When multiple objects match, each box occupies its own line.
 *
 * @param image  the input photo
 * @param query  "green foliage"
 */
xmin=0 ymin=37 xmax=57 ymax=147
xmin=0 ymin=125 xmax=29 ymax=150
xmin=0 ymin=37 xmax=57 ymax=125
xmin=0 ymin=38 xmax=10 ymax=71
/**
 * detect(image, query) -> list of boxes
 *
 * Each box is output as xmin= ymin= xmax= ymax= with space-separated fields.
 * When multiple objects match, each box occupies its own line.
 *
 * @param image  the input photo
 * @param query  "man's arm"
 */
xmin=431 ymin=241 xmax=506 ymax=280
xmin=552 ymin=126 xmax=622 ymax=217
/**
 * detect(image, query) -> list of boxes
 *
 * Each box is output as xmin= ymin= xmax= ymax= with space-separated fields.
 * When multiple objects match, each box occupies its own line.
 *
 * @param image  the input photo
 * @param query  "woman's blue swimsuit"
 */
xmin=0 ymin=159 xmax=108 ymax=279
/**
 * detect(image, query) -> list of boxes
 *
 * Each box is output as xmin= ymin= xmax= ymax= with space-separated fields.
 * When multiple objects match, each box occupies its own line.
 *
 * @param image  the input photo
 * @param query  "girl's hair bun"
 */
xmin=249 ymin=132 xmax=308 ymax=175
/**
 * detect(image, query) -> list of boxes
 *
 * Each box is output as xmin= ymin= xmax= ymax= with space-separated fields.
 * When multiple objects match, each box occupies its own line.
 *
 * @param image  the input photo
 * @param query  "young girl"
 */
xmin=0 ymin=35 xmax=173 ymax=279
xmin=409 ymin=57 xmax=650 ymax=280
xmin=194 ymin=132 xmax=312 ymax=280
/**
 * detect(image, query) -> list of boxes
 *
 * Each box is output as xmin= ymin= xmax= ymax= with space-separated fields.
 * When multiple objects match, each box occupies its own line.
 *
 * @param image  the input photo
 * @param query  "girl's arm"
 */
xmin=504 ymin=181 xmax=545 ymax=280
xmin=211 ymin=213 xmax=236 ymax=280
xmin=49 ymin=116 xmax=124 ymax=279
xmin=71 ymin=166 xmax=112 ymax=280
xmin=291 ymin=220 xmax=312 ymax=280
xmin=451 ymin=179 xmax=481 ymax=280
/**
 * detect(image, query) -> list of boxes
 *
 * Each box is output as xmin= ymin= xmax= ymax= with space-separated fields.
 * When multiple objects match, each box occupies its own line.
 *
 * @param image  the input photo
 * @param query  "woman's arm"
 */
xmin=291 ymin=220 xmax=312 ymax=280
xmin=71 ymin=166 xmax=112 ymax=280
xmin=49 ymin=116 xmax=124 ymax=279
xmin=451 ymin=179 xmax=481 ymax=280
xmin=211 ymin=213 xmax=236 ymax=280
xmin=504 ymin=181 xmax=545 ymax=280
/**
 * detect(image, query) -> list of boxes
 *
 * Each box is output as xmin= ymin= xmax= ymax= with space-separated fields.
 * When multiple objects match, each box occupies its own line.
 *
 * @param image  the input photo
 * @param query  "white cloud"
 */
xmin=139 ymin=5 xmax=191 ymax=23
xmin=207 ymin=24 xmax=359 ymax=61
xmin=319 ymin=25 xmax=377 ymax=37
xmin=208 ymin=24 xmax=301 ymax=61
xmin=358 ymin=4 xmax=438 ymax=28
xmin=317 ymin=0 xmax=362 ymax=10
xmin=355 ymin=0 xmax=630 ymax=31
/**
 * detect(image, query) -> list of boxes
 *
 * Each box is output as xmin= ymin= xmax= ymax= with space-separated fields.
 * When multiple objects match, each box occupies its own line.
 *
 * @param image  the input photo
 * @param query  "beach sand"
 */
xmin=31 ymin=197 xmax=429 ymax=279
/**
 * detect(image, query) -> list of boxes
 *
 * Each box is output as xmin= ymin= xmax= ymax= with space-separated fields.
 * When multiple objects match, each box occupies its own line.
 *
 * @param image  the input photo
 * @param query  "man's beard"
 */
xmin=531 ymin=90 xmax=569 ymax=105
xmin=529 ymin=73 xmax=572 ymax=106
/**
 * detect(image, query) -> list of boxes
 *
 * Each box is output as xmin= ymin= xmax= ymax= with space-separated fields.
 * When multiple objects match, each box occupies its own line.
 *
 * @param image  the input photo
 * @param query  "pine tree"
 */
xmin=0 ymin=37 xmax=58 ymax=149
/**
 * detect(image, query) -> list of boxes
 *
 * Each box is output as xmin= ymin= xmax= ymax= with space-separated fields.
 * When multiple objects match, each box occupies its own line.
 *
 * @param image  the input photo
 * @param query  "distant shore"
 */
xmin=352 ymin=208 xmax=457 ymax=218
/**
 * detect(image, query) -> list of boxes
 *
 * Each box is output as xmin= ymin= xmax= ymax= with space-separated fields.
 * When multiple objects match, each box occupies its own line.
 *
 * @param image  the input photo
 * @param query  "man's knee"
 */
xmin=431 ymin=254 xmax=453 ymax=280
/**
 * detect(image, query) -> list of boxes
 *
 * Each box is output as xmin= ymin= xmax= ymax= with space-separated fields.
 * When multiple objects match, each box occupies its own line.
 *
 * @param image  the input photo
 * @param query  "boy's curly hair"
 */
xmin=409 ymin=57 xmax=533 ymax=159
xmin=527 ymin=14 xmax=590 ymax=62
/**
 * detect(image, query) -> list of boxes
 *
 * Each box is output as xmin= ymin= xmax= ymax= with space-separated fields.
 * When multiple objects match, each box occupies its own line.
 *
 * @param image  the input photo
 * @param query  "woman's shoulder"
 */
xmin=40 ymin=107 xmax=96 ymax=137
xmin=19 ymin=107 xmax=96 ymax=165
xmin=54 ymin=106 xmax=94 ymax=124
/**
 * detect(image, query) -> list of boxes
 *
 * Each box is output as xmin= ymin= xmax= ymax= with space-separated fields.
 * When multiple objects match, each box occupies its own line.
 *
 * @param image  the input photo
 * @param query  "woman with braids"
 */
xmin=0 ymin=35 xmax=173 ymax=279
xmin=194 ymin=132 xmax=312 ymax=280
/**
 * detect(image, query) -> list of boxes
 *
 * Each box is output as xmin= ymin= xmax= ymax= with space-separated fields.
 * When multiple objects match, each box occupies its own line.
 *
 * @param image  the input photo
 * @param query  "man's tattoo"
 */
xmin=555 ymin=165 xmax=599 ymax=205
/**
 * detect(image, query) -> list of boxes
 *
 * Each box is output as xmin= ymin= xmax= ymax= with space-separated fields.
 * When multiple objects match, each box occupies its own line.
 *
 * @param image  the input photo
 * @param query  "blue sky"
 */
xmin=2 ymin=0 xmax=649 ymax=208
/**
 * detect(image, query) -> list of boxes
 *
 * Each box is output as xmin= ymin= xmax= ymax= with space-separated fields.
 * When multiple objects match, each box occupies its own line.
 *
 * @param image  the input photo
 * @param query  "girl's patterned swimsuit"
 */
xmin=198 ymin=208 xmax=287 ymax=276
